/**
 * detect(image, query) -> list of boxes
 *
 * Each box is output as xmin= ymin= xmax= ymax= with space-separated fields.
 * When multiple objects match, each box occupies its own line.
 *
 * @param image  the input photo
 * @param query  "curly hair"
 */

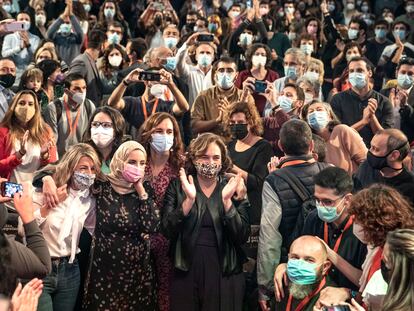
xmin=224 ymin=101 xmax=263 ymax=136
xmin=137 ymin=112 xmax=185 ymax=172
xmin=99 ymin=44 xmax=128 ymax=79
xmin=186 ymin=133 xmax=232 ymax=176
xmin=348 ymin=184 xmax=414 ymax=247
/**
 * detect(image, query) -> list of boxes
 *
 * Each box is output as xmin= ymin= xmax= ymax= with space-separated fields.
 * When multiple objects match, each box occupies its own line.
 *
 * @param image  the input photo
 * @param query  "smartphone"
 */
xmin=4 ymin=21 xmax=26 ymax=32
xmin=153 ymin=2 xmax=165 ymax=11
xmin=197 ymin=34 xmax=214 ymax=42
xmin=1 ymin=182 xmax=23 ymax=198
xmin=255 ymin=81 xmax=267 ymax=93
xmin=322 ymin=306 xmax=351 ymax=311
xmin=139 ymin=71 xmax=161 ymax=81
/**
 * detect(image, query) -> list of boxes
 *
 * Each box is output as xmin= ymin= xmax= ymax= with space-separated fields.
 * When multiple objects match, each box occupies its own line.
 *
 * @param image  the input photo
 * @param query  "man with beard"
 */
xmin=273 ymin=235 xmax=335 ymax=310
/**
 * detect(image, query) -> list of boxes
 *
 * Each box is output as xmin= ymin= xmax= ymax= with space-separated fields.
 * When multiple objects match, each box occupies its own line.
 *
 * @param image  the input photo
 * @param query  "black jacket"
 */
xmin=161 ymin=176 xmax=250 ymax=276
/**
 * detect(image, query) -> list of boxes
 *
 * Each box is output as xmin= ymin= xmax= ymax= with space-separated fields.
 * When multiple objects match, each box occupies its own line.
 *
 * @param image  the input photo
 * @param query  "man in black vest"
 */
xmin=257 ymin=119 xmax=329 ymax=310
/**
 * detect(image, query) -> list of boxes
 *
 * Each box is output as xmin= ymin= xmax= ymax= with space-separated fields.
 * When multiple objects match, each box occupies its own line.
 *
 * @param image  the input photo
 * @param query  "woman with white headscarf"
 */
xmin=82 ymin=140 xmax=159 ymax=311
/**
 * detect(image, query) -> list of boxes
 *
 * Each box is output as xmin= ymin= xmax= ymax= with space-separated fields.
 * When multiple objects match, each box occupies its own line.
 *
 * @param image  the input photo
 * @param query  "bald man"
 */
xmin=271 ymin=236 xmax=336 ymax=311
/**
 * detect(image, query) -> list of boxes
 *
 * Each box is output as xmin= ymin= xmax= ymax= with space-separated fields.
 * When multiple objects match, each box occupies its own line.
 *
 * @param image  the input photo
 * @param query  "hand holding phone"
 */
xmin=139 ymin=71 xmax=161 ymax=81
xmin=1 ymin=181 xmax=23 ymax=198
xmin=255 ymin=80 xmax=267 ymax=93
xmin=197 ymin=33 xmax=214 ymax=42
xmin=4 ymin=21 xmax=26 ymax=32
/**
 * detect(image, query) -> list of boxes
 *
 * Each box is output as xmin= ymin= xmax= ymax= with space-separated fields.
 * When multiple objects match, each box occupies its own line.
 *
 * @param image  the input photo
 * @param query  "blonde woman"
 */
xmin=83 ymin=141 xmax=159 ymax=310
xmin=0 ymin=90 xmax=56 ymax=183
xmin=33 ymin=143 xmax=101 ymax=311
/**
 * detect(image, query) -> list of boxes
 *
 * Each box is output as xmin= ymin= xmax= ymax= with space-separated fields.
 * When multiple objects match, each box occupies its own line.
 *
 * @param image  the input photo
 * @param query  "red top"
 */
xmin=367 ymin=247 xmax=383 ymax=284
xmin=0 ymin=126 xmax=57 ymax=180
xmin=235 ymin=69 xmax=279 ymax=116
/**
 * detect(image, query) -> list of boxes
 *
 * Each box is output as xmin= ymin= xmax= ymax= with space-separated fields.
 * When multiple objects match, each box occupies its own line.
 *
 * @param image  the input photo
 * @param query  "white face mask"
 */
xmin=150 ymin=84 xmax=168 ymax=99
xmin=352 ymin=223 xmax=368 ymax=244
xmin=91 ymin=126 xmax=114 ymax=148
xmin=71 ymin=92 xmax=86 ymax=106
xmin=303 ymin=71 xmax=319 ymax=82
xmin=108 ymin=55 xmax=123 ymax=67
xmin=251 ymin=55 xmax=267 ymax=68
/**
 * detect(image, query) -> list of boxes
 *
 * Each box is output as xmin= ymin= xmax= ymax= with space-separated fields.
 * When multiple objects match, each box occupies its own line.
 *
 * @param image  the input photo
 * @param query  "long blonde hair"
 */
xmin=381 ymin=229 xmax=414 ymax=311
xmin=0 ymin=90 xmax=51 ymax=148
xmin=40 ymin=143 xmax=102 ymax=188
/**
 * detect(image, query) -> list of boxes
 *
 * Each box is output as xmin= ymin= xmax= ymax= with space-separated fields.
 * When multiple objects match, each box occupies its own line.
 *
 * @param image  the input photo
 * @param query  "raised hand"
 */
xmin=262 ymin=82 xmax=278 ymax=107
xmin=242 ymin=77 xmax=255 ymax=94
xmin=159 ymin=68 xmax=174 ymax=86
xmin=180 ymin=168 xmax=196 ymax=201
xmin=124 ymin=68 xmax=143 ymax=84
xmin=18 ymin=130 xmax=29 ymax=158
xmin=14 ymin=181 xmax=35 ymax=224
xmin=11 ymin=278 xmax=43 ymax=311
xmin=267 ymin=156 xmax=283 ymax=173
xmin=222 ymin=173 xmax=242 ymax=211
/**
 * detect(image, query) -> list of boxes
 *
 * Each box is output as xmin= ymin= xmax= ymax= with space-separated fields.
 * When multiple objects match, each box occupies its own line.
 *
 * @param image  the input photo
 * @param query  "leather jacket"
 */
xmin=161 ymin=176 xmax=251 ymax=276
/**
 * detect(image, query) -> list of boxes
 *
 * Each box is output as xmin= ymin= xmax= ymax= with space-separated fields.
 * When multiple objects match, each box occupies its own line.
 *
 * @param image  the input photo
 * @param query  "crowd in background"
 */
xmin=0 ymin=0 xmax=414 ymax=310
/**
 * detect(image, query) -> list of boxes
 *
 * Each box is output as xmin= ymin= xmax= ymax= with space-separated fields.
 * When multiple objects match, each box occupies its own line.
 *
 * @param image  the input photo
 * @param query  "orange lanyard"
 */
xmin=63 ymin=99 xmax=81 ymax=137
xmin=323 ymin=216 xmax=354 ymax=253
xmin=286 ymin=277 xmax=326 ymax=311
xmin=280 ymin=159 xmax=315 ymax=169
xmin=141 ymin=96 xmax=159 ymax=120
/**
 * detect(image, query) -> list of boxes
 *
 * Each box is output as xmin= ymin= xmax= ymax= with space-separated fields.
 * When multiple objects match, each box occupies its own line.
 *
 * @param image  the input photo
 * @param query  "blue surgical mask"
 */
xmin=107 ymin=32 xmax=120 ymax=44
xmin=2 ymin=4 xmax=11 ymax=13
xmin=197 ymin=54 xmax=213 ymax=67
xmin=164 ymin=56 xmax=177 ymax=71
xmin=287 ymin=259 xmax=319 ymax=285
xmin=104 ymin=8 xmax=115 ymax=19
xmin=208 ymin=23 xmax=218 ymax=33
xmin=300 ymin=44 xmax=313 ymax=56
xmin=150 ymin=133 xmax=174 ymax=153
xmin=59 ymin=23 xmax=72 ymax=35
xmin=375 ymin=29 xmax=387 ymax=39
xmin=397 ymin=73 xmax=413 ymax=89
xmin=316 ymin=197 xmax=345 ymax=223
xmin=393 ymin=29 xmax=406 ymax=40
xmin=164 ymin=37 xmax=178 ymax=49
xmin=328 ymin=3 xmax=335 ymax=12
xmin=348 ymin=28 xmax=359 ymax=40
xmin=83 ymin=4 xmax=91 ymax=12
xmin=216 ymin=72 xmax=234 ymax=89
xmin=348 ymin=72 xmax=366 ymax=89
xmin=279 ymin=95 xmax=293 ymax=113
xmin=307 ymin=111 xmax=329 ymax=131
xmin=284 ymin=66 xmax=298 ymax=80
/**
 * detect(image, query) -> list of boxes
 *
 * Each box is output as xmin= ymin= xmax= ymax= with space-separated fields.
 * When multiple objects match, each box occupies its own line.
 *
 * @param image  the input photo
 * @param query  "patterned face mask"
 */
xmin=194 ymin=162 xmax=222 ymax=179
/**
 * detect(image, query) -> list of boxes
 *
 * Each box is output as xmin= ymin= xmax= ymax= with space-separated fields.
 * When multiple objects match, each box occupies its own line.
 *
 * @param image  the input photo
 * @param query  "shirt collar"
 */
xmin=349 ymin=87 xmax=373 ymax=100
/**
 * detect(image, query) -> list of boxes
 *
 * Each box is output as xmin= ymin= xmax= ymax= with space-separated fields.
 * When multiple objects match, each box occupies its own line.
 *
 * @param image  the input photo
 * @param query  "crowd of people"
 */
xmin=0 ymin=0 xmax=414 ymax=310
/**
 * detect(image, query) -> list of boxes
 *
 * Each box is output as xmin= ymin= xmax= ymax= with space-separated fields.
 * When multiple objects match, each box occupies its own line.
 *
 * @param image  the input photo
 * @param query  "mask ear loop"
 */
xmin=386 ymin=141 xmax=409 ymax=170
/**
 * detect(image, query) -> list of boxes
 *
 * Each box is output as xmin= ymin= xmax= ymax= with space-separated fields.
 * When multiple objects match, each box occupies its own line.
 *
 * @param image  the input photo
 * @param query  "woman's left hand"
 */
xmin=134 ymin=178 xmax=147 ymax=199
xmin=233 ymin=177 xmax=247 ymax=201
xmin=222 ymin=173 xmax=242 ymax=211
xmin=159 ymin=68 xmax=174 ymax=86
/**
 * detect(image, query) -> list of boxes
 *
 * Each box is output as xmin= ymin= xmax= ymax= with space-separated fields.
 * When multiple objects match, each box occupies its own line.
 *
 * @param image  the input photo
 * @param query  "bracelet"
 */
xmin=122 ymin=79 xmax=130 ymax=87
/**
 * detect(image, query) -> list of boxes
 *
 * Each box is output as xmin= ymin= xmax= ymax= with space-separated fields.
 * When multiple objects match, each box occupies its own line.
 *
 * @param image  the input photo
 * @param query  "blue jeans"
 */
xmin=37 ymin=258 xmax=80 ymax=311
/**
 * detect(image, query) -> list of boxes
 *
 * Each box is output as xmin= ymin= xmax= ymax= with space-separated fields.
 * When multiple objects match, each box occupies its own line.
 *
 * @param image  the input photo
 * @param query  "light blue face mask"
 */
xmin=107 ymin=32 xmax=120 ymax=44
xmin=279 ymin=95 xmax=293 ymax=113
xmin=164 ymin=37 xmax=178 ymax=49
xmin=164 ymin=56 xmax=177 ymax=71
xmin=316 ymin=197 xmax=345 ymax=223
xmin=208 ymin=23 xmax=218 ymax=33
xmin=348 ymin=28 xmax=359 ymax=40
xmin=2 ymin=4 xmax=11 ymax=13
xmin=150 ymin=133 xmax=174 ymax=153
xmin=348 ymin=72 xmax=366 ymax=89
xmin=397 ymin=73 xmax=413 ymax=90
xmin=83 ymin=4 xmax=91 ymax=12
xmin=393 ymin=29 xmax=406 ymax=41
xmin=216 ymin=72 xmax=234 ymax=89
xmin=375 ymin=28 xmax=387 ymax=39
xmin=287 ymin=259 xmax=319 ymax=285
xmin=307 ymin=111 xmax=329 ymax=131
xmin=59 ymin=23 xmax=72 ymax=35
xmin=104 ymin=8 xmax=115 ymax=19
xmin=284 ymin=66 xmax=298 ymax=80
xmin=197 ymin=54 xmax=212 ymax=67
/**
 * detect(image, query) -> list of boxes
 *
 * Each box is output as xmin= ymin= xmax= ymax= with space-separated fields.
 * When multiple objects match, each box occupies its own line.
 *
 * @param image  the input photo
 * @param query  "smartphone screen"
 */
xmin=139 ymin=71 xmax=161 ymax=81
xmin=197 ymin=34 xmax=214 ymax=42
xmin=255 ymin=81 xmax=267 ymax=93
xmin=2 ymin=182 xmax=23 ymax=198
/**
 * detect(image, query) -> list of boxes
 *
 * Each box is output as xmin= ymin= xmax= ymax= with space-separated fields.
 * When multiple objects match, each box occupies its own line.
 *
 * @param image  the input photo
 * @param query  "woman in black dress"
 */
xmin=162 ymin=133 xmax=250 ymax=311
xmin=82 ymin=141 xmax=159 ymax=310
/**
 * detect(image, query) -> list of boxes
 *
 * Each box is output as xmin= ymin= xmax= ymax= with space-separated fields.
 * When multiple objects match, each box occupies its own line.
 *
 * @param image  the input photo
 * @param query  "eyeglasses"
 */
xmin=313 ymin=195 xmax=344 ymax=207
xmin=91 ymin=121 xmax=113 ymax=129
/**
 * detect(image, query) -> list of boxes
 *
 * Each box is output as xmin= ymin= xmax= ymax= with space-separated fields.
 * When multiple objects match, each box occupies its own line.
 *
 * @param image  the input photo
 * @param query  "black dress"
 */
xmin=82 ymin=181 xmax=159 ymax=311
xmin=168 ymin=180 xmax=247 ymax=311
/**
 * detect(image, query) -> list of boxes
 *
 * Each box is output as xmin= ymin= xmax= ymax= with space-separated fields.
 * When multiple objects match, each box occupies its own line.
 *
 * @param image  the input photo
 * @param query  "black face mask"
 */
xmin=230 ymin=123 xmax=249 ymax=140
xmin=186 ymin=22 xmax=195 ymax=30
xmin=380 ymin=260 xmax=390 ymax=284
xmin=0 ymin=73 xmax=15 ymax=89
xmin=367 ymin=141 xmax=408 ymax=170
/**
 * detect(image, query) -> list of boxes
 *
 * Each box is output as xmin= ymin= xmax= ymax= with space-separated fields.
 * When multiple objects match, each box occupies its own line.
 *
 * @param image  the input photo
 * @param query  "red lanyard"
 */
xmin=323 ymin=216 xmax=354 ymax=253
xmin=63 ymin=99 xmax=81 ymax=137
xmin=286 ymin=277 xmax=326 ymax=311
xmin=141 ymin=96 xmax=159 ymax=120
xmin=280 ymin=159 xmax=315 ymax=168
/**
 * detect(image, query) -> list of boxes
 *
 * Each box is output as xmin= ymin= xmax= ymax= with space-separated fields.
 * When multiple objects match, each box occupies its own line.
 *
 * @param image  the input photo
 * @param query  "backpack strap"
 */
xmin=273 ymin=169 xmax=312 ymax=203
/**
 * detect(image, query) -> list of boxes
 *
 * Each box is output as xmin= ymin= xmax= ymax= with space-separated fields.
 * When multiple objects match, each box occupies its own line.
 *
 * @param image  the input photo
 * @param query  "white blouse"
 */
xmin=33 ymin=188 xmax=96 ymax=263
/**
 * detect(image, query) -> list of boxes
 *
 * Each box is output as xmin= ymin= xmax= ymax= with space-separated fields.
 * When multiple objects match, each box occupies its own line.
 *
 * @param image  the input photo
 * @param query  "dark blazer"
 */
xmin=69 ymin=52 xmax=102 ymax=106
xmin=162 ymin=176 xmax=250 ymax=276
